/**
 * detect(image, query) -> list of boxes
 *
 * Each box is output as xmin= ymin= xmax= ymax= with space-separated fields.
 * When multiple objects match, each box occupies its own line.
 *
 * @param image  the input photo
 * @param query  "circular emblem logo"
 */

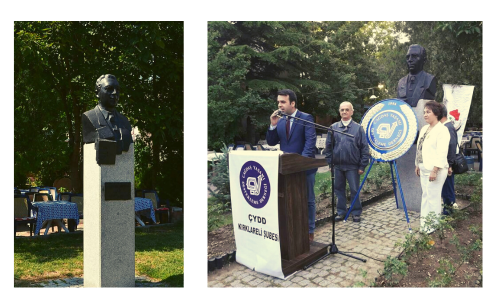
xmin=239 ymin=161 xmax=271 ymax=209
xmin=361 ymin=99 xmax=418 ymax=162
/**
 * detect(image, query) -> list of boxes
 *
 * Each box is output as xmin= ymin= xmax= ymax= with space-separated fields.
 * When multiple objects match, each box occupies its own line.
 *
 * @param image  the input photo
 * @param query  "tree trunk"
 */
xmin=70 ymin=90 xmax=82 ymax=193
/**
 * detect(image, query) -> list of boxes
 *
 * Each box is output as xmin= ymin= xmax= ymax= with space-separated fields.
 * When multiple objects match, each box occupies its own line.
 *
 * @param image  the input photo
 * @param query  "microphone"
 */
xmin=276 ymin=110 xmax=288 ymax=118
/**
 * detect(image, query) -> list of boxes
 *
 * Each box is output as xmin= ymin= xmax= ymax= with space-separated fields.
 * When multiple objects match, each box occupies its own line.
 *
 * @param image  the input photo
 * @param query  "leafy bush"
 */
xmin=207 ymin=201 xmax=231 ymax=231
xmin=396 ymin=230 xmax=432 ymax=262
xmin=382 ymin=256 xmax=408 ymax=286
xmin=428 ymin=259 xmax=456 ymax=287
xmin=318 ymin=177 xmax=332 ymax=199
xmin=392 ymin=206 xmax=483 ymax=287
xmin=434 ymin=215 xmax=455 ymax=244
xmin=469 ymin=178 xmax=483 ymax=212
xmin=454 ymin=170 xmax=482 ymax=187
xmin=208 ymin=144 xmax=231 ymax=205
xmin=365 ymin=162 xmax=391 ymax=190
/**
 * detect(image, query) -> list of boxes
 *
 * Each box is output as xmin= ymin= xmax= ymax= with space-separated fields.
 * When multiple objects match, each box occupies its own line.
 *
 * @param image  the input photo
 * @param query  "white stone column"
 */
xmin=395 ymin=99 xmax=431 ymax=212
xmin=84 ymin=143 xmax=135 ymax=287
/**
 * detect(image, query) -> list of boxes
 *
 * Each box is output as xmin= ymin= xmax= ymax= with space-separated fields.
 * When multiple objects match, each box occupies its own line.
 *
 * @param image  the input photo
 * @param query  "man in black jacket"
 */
xmin=440 ymin=104 xmax=458 ymax=215
xmin=324 ymin=102 xmax=370 ymax=222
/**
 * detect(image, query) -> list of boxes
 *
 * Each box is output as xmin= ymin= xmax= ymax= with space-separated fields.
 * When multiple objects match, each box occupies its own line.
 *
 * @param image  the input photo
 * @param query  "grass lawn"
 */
xmin=14 ymin=222 xmax=183 ymax=287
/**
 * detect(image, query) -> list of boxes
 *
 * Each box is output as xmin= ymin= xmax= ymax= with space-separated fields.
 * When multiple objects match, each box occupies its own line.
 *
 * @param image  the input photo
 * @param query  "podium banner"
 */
xmin=229 ymin=151 xmax=284 ymax=279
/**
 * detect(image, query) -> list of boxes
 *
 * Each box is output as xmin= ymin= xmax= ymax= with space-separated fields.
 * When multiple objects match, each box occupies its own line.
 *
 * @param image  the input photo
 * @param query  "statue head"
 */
xmin=406 ymin=44 xmax=427 ymax=75
xmin=95 ymin=74 xmax=120 ymax=110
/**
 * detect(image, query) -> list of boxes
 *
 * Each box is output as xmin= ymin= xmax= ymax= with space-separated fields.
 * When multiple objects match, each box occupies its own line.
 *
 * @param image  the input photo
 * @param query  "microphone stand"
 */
xmin=277 ymin=114 xmax=366 ymax=270
xmin=277 ymin=111 xmax=354 ymax=137
xmin=304 ymin=129 xmax=367 ymax=270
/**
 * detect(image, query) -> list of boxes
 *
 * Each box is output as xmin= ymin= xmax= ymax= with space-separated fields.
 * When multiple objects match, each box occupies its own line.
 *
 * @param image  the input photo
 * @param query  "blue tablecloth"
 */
xmin=32 ymin=201 xmax=79 ymax=235
xmin=135 ymin=197 xmax=156 ymax=223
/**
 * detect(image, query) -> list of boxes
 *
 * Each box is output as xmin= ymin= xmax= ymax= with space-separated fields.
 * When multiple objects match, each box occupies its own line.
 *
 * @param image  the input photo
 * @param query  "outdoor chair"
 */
xmin=227 ymin=144 xmax=235 ymax=151
xmin=33 ymin=193 xmax=53 ymax=202
xmin=14 ymin=195 xmax=37 ymax=237
xmin=58 ymin=192 xmax=73 ymax=201
xmin=24 ymin=192 xmax=36 ymax=202
xmin=255 ymin=144 xmax=265 ymax=151
xmin=40 ymin=187 xmax=57 ymax=201
xmin=244 ymin=143 xmax=253 ymax=150
xmin=476 ymin=141 xmax=482 ymax=172
xmin=38 ymin=189 xmax=50 ymax=195
xmin=316 ymin=137 xmax=326 ymax=154
xmin=142 ymin=190 xmax=170 ymax=224
xmin=464 ymin=137 xmax=480 ymax=156
xmin=235 ymin=145 xmax=245 ymax=151
xmin=69 ymin=194 xmax=83 ymax=231
xmin=70 ymin=194 xmax=84 ymax=219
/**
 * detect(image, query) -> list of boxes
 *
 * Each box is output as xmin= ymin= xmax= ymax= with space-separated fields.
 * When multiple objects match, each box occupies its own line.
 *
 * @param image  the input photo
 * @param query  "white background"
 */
xmin=1 ymin=1 xmax=498 ymax=298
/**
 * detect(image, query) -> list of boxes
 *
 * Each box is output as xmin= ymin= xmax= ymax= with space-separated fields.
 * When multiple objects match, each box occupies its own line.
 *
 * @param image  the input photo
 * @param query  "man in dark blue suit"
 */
xmin=266 ymin=89 xmax=317 ymax=242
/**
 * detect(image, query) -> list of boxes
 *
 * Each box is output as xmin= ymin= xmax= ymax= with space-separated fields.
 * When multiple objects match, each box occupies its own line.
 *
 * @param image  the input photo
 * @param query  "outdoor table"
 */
xmin=135 ymin=197 xmax=156 ymax=226
xmin=32 ymin=201 xmax=79 ymax=235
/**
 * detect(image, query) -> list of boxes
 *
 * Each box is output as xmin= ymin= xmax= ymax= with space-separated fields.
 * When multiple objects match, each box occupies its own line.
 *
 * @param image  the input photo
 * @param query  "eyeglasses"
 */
xmin=340 ymin=109 xmax=351 ymax=112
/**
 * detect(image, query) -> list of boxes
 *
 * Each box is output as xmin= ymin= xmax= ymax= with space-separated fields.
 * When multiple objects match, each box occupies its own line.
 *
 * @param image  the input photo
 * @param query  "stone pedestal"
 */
xmin=395 ymin=100 xmax=431 ymax=212
xmin=84 ymin=144 xmax=135 ymax=287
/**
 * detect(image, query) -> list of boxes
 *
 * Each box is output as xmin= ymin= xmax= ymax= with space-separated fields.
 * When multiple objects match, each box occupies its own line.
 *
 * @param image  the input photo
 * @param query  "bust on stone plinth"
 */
xmin=82 ymin=74 xmax=133 ymax=164
xmin=394 ymin=45 xmax=438 ymax=212
xmin=396 ymin=44 xmax=437 ymax=107
xmin=83 ymin=74 xmax=135 ymax=287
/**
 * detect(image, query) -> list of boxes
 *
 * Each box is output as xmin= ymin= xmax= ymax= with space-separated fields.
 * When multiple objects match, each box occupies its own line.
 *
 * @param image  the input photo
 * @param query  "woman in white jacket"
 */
xmin=415 ymin=101 xmax=450 ymax=233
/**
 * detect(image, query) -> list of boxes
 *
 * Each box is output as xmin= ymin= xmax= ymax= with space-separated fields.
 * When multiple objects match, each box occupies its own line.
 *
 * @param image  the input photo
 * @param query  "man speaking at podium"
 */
xmin=266 ymin=89 xmax=317 ymax=242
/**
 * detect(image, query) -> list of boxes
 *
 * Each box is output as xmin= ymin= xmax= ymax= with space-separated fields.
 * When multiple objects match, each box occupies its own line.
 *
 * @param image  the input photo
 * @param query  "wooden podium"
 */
xmin=278 ymin=153 xmax=329 ymax=276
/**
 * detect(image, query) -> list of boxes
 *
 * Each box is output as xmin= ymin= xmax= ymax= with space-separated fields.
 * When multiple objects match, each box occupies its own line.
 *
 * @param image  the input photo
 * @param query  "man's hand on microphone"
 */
xmin=270 ymin=109 xmax=281 ymax=127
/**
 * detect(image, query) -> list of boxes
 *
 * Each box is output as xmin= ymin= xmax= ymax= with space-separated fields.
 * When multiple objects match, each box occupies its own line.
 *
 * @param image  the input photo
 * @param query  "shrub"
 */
xmin=318 ymin=177 xmax=332 ymax=199
xmin=207 ymin=201 xmax=231 ymax=231
xmin=469 ymin=178 xmax=482 ymax=212
xmin=382 ymin=256 xmax=408 ymax=286
xmin=428 ymin=258 xmax=456 ymax=287
xmin=208 ymin=144 xmax=231 ymax=205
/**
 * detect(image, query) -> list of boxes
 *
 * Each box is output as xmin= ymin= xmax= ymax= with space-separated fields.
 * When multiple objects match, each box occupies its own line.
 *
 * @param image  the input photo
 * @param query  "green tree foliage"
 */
xmin=207 ymin=21 xmax=382 ymax=150
xmin=14 ymin=22 xmax=183 ymax=204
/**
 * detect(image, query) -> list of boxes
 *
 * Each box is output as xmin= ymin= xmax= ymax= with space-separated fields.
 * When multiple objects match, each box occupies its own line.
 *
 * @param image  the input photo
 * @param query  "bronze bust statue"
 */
xmin=396 ymin=44 xmax=437 ymax=107
xmin=82 ymin=74 xmax=133 ymax=164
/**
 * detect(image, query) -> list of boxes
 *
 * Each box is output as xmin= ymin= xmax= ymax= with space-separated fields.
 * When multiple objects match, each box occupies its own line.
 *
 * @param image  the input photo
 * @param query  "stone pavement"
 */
xmin=28 ymin=276 xmax=166 ymax=287
xmin=207 ymin=196 xmax=421 ymax=287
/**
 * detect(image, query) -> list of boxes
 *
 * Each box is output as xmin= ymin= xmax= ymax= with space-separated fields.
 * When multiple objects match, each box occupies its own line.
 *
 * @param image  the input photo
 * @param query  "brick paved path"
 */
xmin=207 ymin=196 xmax=421 ymax=287
xmin=27 ymin=276 xmax=166 ymax=287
